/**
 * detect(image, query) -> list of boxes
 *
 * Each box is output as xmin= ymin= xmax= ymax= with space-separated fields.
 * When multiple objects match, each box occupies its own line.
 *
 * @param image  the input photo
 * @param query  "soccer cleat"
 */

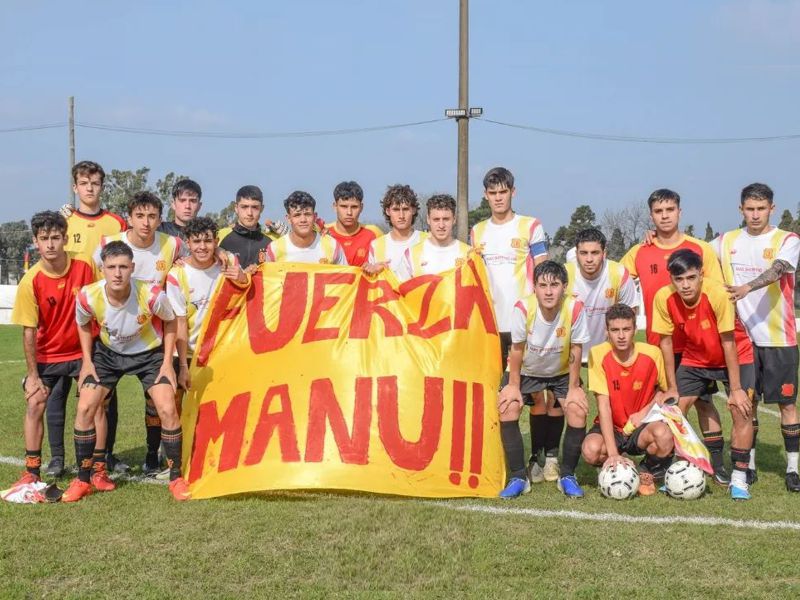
xmin=729 ymin=482 xmax=751 ymax=501
xmin=712 ymin=465 xmax=731 ymax=487
xmin=786 ymin=471 xmax=800 ymax=493
xmin=106 ymin=454 xmax=130 ymax=474
xmin=542 ymin=460 xmax=560 ymax=482
xmin=169 ymin=477 xmax=191 ymax=501
xmin=45 ymin=456 xmax=65 ymax=478
xmin=527 ymin=460 xmax=545 ymax=484
xmin=638 ymin=472 xmax=657 ymax=496
xmin=142 ymin=452 xmax=161 ymax=477
xmin=499 ymin=477 xmax=531 ymax=499
xmin=11 ymin=471 xmax=41 ymax=487
xmin=90 ymin=467 xmax=117 ymax=492
xmin=557 ymin=475 xmax=584 ymax=498
xmin=155 ymin=468 xmax=171 ymax=482
xmin=61 ymin=478 xmax=93 ymax=503
xmin=746 ymin=468 xmax=758 ymax=486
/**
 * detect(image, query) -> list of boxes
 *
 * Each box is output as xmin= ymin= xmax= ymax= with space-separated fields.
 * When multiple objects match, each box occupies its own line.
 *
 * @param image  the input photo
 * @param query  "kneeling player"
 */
xmin=653 ymin=249 xmax=754 ymax=500
xmin=582 ymin=304 xmax=674 ymax=496
xmin=497 ymin=261 xmax=589 ymax=498
xmin=63 ymin=241 xmax=189 ymax=502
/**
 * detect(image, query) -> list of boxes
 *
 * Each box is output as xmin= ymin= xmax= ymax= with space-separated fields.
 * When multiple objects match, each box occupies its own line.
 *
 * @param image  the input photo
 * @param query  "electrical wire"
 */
xmin=0 ymin=123 xmax=65 ymax=133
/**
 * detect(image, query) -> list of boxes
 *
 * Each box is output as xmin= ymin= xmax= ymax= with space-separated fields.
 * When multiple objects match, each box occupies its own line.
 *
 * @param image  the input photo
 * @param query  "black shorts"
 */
xmin=676 ymin=364 xmax=756 ymax=399
xmin=520 ymin=373 xmax=570 ymax=406
xmin=753 ymin=345 xmax=799 ymax=405
xmin=86 ymin=342 xmax=169 ymax=392
xmin=587 ymin=423 xmax=646 ymax=456
xmin=22 ymin=359 xmax=82 ymax=392
xmin=499 ymin=332 xmax=512 ymax=373
xmin=675 ymin=352 xmax=717 ymax=398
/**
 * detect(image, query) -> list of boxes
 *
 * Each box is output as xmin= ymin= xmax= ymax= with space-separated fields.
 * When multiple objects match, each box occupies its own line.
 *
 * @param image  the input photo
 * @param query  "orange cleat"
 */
xmin=168 ymin=477 xmax=191 ymax=501
xmin=61 ymin=478 xmax=93 ymax=503
xmin=90 ymin=466 xmax=117 ymax=492
xmin=638 ymin=471 xmax=656 ymax=496
xmin=11 ymin=471 xmax=41 ymax=487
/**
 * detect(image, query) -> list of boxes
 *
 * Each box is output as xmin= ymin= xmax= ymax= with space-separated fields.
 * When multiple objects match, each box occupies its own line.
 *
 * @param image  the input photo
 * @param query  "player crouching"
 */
xmin=582 ymin=304 xmax=675 ymax=497
xmin=62 ymin=241 xmax=189 ymax=502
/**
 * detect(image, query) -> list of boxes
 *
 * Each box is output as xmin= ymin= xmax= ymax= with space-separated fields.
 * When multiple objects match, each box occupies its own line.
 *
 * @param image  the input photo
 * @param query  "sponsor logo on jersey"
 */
xmin=156 ymin=260 xmax=167 ymax=271
xmin=763 ymin=248 xmax=775 ymax=260
xmin=87 ymin=223 xmax=95 ymax=228
xmin=620 ymin=370 xmax=630 ymax=377
xmin=58 ymin=282 xmax=66 ymax=289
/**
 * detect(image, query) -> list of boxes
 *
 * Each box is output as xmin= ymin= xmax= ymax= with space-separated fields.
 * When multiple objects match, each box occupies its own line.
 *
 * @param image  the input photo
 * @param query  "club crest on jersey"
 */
xmin=763 ymin=248 xmax=775 ymax=260
xmin=510 ymin=238 xmax=526 ymax=249
xmin=632 ymin=380 xmax=643 ymax=391
xmin=700 ymin=319 xmax=711 ymax=329
xmin=319 ymin=258 xmax=330 ymax=264
xmin=604 ymin=288 xmax=615 ymax=299
xmin=58 ymin=282 xmax=66 ymax=289
xmin=455 ymin=258 xmax=466 ymax=268
xmin=156 ymin=260 xmax=167 ymax=271
xmin=71 ymin=286 xmax=80 ymax=296
xmin=136 ymin=314 xmax=148 ymax=325
xmin=555 ymin=326 xmax=566 ymax=338
xmin=356 ymin=248 xmax=366 ymax=258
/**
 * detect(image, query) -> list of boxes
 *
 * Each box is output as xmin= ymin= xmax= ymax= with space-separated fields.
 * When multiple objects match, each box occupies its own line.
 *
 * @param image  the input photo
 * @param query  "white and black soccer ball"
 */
xmin=598 ymin=463 xmax=640 ymax=500
xmin=664 ymin=460 xmax=706 ymax=500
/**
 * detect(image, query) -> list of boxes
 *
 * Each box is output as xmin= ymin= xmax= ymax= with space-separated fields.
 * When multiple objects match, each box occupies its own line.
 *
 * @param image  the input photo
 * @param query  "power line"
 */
xmin=479 ymin=118 xmax=800 ymax=144
xmin=0 ymin=123 xmax=65 ymax=133
xmin=74 ymin=119 xmax=448 ymax=139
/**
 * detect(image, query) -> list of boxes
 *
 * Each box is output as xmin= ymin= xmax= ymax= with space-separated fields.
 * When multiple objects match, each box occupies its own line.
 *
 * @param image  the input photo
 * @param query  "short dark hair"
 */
xmin=184 ymin=216 xmax=218 ymax=240
xmin=648 ymin=188 xmax=680 ymax=209
xmin=667 ymin=248 xmax=703 ymax=276
xmin=127 ymin=191 xmax=163 ymax=217
xmin=100 ymin=240 xmax=134 ymax=263
xmin=741 ymin=182 xmax=773 ymax=206
xmin=605 ymin=303 xmax=636 ymax=326
xmin=575 ymin=227 xmax=607 ymax=250
xmin=284 ymin=190 xmax=316 ymax=213
xmin=72 ymin=160 xmax=105 ymax=185
xmin=381 ymin=184 xmax=420 ymax=225
xmin=31 ymin=211 xmax=67 ymax=238
xmin=483 ymin=167 xmax=514 ymax=190
xmin=236 ymin=185 xmax=263 ymax=204
xmin=426 ymin=194 xmax=456 ymax=214
xmin=172 ymin=178 xmax=202 ymax=200
xmin=533 ymin=260 xmax=568 ymax=285
xmin=333 ymin=181 xmax=363 ymax=202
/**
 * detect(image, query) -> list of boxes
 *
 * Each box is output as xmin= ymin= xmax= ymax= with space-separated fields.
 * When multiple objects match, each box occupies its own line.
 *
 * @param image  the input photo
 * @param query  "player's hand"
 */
xmin=603 ymin=454 xmax=633 ymax=470
xmin=23 ymin=375 xmax=49 ymax=402
xmin=629 ymin=409 xmax=646 ymax=428
xmin=78 ymin=362 xmax=99 ymax=390
xmin=244 ymin=263 xmax=259 ymax=276
xmin=497 ymin=384 xmax=523 ymax=414
xmin=727 ymin=388 xmax=752 ymax=418
xmin=315 ymin=217 xmax=328 ymax=235
xmin=177 ymin=364 xmax=191 ymax=391
xmin=726 ymin=284 xmax=751 ymax=303
xmin=563 ymin=386 xmax=588 ymax=414
xmin=158 ymin=362 xmax=177 ymax=391
xmin=59 ymin=203 xmax=75 ymax=219
xmin=214 ymin=247 xmax=234 ymax=268
xmin=264 ymin=219 xmax=289 ymax=237
xmin=362 ymin=262 xmax=388 ymax=276
xmin=173 ymin=257 xmax=186 ymax=267
xmin=222 ymin=261 xmax=247 ymax=284
xmin=643 ymin=229 xmax=656 ymax=246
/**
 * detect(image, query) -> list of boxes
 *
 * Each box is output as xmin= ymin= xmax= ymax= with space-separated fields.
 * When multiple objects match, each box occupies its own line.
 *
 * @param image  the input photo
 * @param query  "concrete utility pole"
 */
xmin=68 ymin=96 xmax=76 ymax=205
xmin=446 ymin=0 xmax=482 ymax=242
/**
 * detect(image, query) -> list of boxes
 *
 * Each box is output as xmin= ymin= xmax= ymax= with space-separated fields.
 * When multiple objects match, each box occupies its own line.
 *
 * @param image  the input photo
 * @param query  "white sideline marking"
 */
xmin=0 ymin=359 xmax=23 ymax=364
xmin=430 ymin=502 xmax=800 ymax=531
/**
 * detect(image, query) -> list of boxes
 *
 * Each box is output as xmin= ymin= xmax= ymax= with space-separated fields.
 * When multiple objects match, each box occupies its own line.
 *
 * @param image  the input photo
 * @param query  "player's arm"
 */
xmin=498 ymin=342 xmax=525 ymax=413
xmin=77 ymin=321 xmax=99 ymax=389
xmin=720 ymin=331 xmax=751 ymax=418
xmin=727 ymin=258 xmax=793 ymax=301
xmin=658 ymin=335 xmax=679 ymax=399
xmin=21 ymin=327 xmax=48 ymax=401
xmin=175 ymin=315 xmax=190 ymax=390
xmin=529 ymin=222 xmax=548 ymax=265
xmin=597 ymin=394 xmax=630 ymax=468
xmin=563 ymin=343 xmax=588 ymax=413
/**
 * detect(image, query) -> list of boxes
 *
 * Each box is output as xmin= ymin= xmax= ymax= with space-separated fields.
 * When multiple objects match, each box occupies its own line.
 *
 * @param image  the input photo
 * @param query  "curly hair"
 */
xmin=380 ymin=184 xmax=419 ymax=225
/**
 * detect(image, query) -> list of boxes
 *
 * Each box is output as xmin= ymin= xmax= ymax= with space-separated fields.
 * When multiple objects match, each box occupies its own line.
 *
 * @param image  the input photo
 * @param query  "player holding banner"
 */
xmin=652 ymin=249 xmax=754 ymax=500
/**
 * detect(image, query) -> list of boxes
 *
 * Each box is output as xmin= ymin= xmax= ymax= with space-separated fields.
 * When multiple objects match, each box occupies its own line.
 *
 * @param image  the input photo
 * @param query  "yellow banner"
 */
xmin=181 ymin=256 xmax=504 ymax=499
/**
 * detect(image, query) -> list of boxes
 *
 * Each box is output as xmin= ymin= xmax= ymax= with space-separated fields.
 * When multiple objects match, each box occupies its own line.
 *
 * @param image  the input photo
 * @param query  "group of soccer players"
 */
xmin=9 ymin=160 xmax=800 ymax=503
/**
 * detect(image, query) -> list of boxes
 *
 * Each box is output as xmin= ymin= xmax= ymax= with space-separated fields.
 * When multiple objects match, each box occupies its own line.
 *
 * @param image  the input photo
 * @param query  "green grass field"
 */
xmin=1 ymin=324 xmax=800 ymax=599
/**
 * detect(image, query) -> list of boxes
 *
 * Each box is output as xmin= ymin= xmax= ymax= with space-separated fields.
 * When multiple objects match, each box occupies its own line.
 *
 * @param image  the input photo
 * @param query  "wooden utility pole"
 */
xmin=455 ymin=0 xmax=469 ymax=241
xmin=68 ymin=96 xmax=75 ymax=205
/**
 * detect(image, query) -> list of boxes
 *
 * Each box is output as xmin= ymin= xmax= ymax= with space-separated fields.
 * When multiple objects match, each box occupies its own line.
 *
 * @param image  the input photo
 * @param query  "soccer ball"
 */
xmin=598 ymin=463 xmax=640 ymax=500
xmin=664 ymin=461 xmax=707 ymax=500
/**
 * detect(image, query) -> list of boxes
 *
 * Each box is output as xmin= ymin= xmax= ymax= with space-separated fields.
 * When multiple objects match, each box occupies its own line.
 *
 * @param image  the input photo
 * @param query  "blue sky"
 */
xmin=2 ymin=0 xmax=799 ymax=235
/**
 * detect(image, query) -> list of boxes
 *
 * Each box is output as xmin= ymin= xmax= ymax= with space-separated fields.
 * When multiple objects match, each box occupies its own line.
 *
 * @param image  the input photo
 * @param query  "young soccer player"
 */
xmin=714 ymin=183 xmax=800 ymax=492
xmin=159 ymin=178 xmax=203 ymax=238
xmin=63 ymin=241 xmax=188 ymax=501
xmin=582 ymin=304 xmax=674 ymax=496
xmin=325 ymin=181 xmax=382 ymax=266
xmin=366 ymin=184 xmax=427 ymax=277
xmin=496 ymin=261 xmax=589 ymax=498
xmin=399 ymin=194 xmax=472 ymax=279
xmin=166 ymin=217 xmax=247 ymax=404
xmin=8 ymin=212 xmax=95 ymax=487
xmin=218 ymin=185 xmax=272 ymax=269
xmin=622 ymin=188 xmax=729 ymax=484
xmin=94 ymin=191 xmax=184 ymax=475
xmin=264 ymin=191 xmax=347 ymax=264
xmin=653 ymin=249 xmax=754 ymax=500
xmin=470 ymin=168 xmax=554 ymax=478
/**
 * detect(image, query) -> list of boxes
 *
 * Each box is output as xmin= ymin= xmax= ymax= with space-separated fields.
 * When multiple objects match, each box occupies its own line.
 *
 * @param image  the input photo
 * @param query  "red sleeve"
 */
xmin=571 ymin=300 xmax=584 ymax=325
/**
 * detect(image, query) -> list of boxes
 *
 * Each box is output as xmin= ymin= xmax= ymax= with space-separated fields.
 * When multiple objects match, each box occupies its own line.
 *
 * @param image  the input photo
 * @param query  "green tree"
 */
xmin=779 ymin=209 xmax=795 ymax=232
xmin=467 ymin=197 xmax=492 ymax=229
xmin=102 ymin=167 xmax=150 ymax=216
xmin=606 ymin=227 xmax=626 ymax=262
xmin=684 ymin=224 xmax=695 ymax=237
xmin=155 ymin=172 xmax=188 ymax=222
xmin=0 ymin=220 xmax=32 ymax=284
xmin=704 ymin=222 xmax=715 ymax=242
xmin=552 ymin=205 xmax=596 ymax=250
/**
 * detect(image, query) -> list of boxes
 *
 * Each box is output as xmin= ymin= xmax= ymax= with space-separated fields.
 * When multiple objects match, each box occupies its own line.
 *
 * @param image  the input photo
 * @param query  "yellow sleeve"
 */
xmin=699 ymin=240 xmax=723 ymax=283
xmin=10 ymin=271 xmax=38 ymax=327
xmin=620 ymin=245 xmax=640 ymax=278
xmin=650 ymin=287 xmax=674 ymax=336
xmin=653 ymin=346 xmax=668 ymax=391
xmin=708 ymin=283 xmax=734 ymax=333
xmin=587 ymin=346 xmax=610 ymax=396
xmin=218 ymin=227 xmax=232 ymax=243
